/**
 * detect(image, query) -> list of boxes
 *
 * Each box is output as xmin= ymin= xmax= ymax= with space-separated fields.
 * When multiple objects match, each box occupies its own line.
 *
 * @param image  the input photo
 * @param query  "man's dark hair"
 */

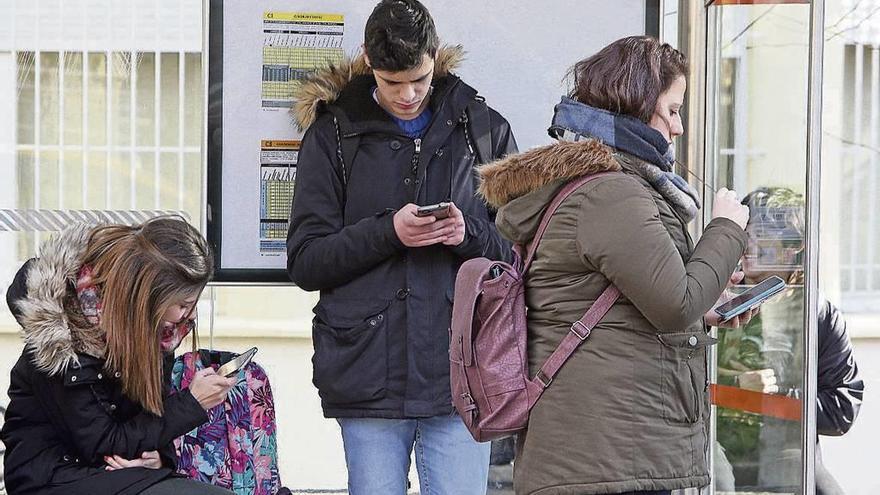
xmin=568 ymin=36 xmax=688 ymax=123
xmin=364 ymin=0 xmax=439 ymax=72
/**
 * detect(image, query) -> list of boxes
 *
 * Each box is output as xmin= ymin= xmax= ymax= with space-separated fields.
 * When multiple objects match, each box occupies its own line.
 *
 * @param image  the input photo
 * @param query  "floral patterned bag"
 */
xmin=170 ymin=350 xmax=284 ymax=495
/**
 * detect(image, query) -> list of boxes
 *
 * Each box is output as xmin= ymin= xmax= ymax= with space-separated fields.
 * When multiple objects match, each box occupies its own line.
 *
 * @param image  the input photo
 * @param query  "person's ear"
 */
xmin=363 ymin=47 xmax=371 ymax=69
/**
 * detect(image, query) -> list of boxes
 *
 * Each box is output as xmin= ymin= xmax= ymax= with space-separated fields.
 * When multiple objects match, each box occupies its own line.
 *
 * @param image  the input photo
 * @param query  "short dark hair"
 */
xmin=568 ymin=36 xmax=688 ymax=123
xmin=364 ymin=0 xmax=439 ymax=72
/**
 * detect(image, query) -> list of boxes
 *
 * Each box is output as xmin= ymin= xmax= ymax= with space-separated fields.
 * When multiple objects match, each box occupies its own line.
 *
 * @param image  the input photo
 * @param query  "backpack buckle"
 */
xmin=570 ymin=321 xmax=591 ymax=340
xmin=535 ymin=370 xmax=553 ymax=388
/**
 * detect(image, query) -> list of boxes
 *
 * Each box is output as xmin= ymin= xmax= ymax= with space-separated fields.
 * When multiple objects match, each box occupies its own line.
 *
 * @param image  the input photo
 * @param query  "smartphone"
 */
xmin=215 ymin=347 xmax=258 ymax=377
xmin=714 ymin=275 xmax=787 ymax=322
xmin=415 ymin=202 xmax=451 ymax=219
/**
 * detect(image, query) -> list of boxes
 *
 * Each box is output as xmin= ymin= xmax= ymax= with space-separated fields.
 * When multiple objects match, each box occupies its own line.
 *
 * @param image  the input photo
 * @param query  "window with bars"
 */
xmin=840 ymin=43 xmax=880 ymax=313
xmin=8 ymin=49 xmax=202 ymax=256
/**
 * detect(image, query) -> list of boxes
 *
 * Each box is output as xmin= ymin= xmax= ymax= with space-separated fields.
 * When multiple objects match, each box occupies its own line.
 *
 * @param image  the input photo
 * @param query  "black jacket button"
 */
xmin=396 ymin=288 xmax=410 ymax=300
xmin=390 ymin=140 xmax=401 ymax=150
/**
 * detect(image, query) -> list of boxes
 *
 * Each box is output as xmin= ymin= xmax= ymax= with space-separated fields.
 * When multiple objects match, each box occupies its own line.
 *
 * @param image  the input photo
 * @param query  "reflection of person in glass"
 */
xmin=478 ymin=36 xmax=753 ymax=495
xmin=715 ymin=187 xmax=864 ymax=495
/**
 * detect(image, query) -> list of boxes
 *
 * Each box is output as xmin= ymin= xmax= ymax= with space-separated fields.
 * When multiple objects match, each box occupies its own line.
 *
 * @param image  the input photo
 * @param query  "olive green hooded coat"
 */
xmin=477 ymin=139 xmax=748 ymax=494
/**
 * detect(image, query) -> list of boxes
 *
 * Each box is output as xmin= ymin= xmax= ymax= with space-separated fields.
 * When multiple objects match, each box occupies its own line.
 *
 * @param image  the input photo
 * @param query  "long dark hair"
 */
xmin=81 ymin=216 xmax=213 ymax=415
xmin=568 ymin=36 xmax=688 ymax=122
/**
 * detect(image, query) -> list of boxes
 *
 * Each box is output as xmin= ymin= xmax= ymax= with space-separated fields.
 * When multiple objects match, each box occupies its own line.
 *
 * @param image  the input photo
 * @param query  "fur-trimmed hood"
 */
xmin=477 ymin=139 xmax=620 ymax=208
xmin=292 ymin=44 xmax=465 ymax=130
xmin=12 ymin=223 xmax=106 ymax=376
xmin=476 ymin=139 xmax=621 ymax=245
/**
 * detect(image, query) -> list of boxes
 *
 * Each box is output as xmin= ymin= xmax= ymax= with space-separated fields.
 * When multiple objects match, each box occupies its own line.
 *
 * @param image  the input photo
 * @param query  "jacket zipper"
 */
xmin=411 ymin=138 xmax=422 ymax=177
xmin=460 ymin=111 xmax=474 ymax=155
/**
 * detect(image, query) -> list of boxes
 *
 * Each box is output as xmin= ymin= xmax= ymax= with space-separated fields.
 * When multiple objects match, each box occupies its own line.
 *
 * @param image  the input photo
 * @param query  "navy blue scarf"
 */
xmin=548 ymin=97 xmax=700 ymax=222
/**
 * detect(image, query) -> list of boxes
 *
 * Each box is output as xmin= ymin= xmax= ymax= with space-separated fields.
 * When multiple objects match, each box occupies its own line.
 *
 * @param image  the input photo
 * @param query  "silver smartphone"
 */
xmin=216 ymin=347 xmax=258 ymax=377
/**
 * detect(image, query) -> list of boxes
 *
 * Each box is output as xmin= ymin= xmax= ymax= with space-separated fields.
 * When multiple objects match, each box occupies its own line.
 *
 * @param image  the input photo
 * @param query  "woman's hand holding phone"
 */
xmin=188 ymin=367 xmax=236 ymax=410
xmin=705 ymin=271 xmax=762 ymax=328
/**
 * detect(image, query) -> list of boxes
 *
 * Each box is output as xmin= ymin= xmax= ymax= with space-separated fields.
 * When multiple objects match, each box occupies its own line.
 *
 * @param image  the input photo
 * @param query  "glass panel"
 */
xmin=184 ymin=152 xmax=201 ymax=218
xmin=108 ymin=151 xmax=132 ymax=209
xmin=817 ymin=5 xmax=878 ymax=494
xmin=135 ymin=52 xmax=156 ymax=146
xmin=39 ymin=52 xmax=60 ymax=146
xmin=134 ymin=152 xmax=153 ymax=210
xmin=39 ymin=150 xmax=60 ymax=209
xmin=64 ymin=151 xmax=84 ymax=210
xmin=16 ymin=52 xmax=36 ymax=145
xmin=159 ymin=152 xmax=179 ymax=209
xmin=110 ymin=52 xmax=132 ymax=147
xmin=87 ymin=53 xmax=108 ymax=146
xmin=85 ymin=151 xmax=107 ymax=209
xmin=707 ymin=3 xmax=811 ymax=494
xmin=160 ymin=52 xmax=180 ymax=147
xmin=184 ymin=52 xmax=202 ymax=147
xmin=62 ymin=52 xmax=84 ymax=146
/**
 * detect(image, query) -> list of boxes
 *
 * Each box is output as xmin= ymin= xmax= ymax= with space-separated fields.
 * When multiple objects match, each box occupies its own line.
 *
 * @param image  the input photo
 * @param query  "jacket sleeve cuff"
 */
xmin=450 ymin=214 xmax=481 ymax=257
xmin=705 ymin=217 xmax=749 ymax=247
xmin=169 ymin=388 xmax=210 ymax=434
xmin=380 ymin=210 xmax=406 ymax=251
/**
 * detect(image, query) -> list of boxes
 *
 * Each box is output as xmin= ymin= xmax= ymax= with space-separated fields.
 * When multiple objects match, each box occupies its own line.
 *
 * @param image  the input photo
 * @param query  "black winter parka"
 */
xmin=286 ymin=46 xmax=517 ymax=418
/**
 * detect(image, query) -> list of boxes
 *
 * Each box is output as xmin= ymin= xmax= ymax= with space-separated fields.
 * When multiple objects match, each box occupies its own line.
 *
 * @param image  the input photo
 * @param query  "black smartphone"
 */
xmin=216 ymin=347 xmax=258 ymax=377
xmin=415 ymin=202 xmax=452 ymax=219
xmin=714 ymin=275 xmax=787 ymax=322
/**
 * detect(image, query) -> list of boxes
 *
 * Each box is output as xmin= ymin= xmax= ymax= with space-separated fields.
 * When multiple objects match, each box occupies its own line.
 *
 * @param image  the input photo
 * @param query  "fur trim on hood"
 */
xmin=292 ymin=44 xmax=466 ymax=130
xmin=14 ymin=223 xmax=105 ymax=376
xmin=477 ymin=139 xmax=621 ymax=208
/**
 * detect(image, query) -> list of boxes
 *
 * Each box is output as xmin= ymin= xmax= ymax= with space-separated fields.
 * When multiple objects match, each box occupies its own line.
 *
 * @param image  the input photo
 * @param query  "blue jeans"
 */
xmin=337 ymin=414 xmax=490 ymax=495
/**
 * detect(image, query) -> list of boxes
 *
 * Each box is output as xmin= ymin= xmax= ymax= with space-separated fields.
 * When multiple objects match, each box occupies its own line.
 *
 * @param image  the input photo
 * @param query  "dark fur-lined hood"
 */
xmin=292 ymin=44 xmax=465 ymax=130
xmin=12 ymin=224 xmax=106 ymax=376
xmin=477 ymin=139 xmax=620 ymax=245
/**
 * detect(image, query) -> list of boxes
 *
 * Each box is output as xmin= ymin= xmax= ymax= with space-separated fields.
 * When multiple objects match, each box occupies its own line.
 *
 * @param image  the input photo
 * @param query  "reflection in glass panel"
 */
xmin=708 ymin=3 xmax=811 ymax=494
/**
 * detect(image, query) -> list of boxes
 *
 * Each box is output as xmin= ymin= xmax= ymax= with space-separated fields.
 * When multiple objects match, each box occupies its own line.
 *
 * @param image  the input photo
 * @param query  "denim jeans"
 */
xmin=337 ymin=414 xmax=490 ymax=495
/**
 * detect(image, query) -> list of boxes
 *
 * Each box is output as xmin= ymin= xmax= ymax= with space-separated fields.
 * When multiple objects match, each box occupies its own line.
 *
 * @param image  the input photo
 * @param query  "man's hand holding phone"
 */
xmin=394 ymin=203 xmax=465 ymax=247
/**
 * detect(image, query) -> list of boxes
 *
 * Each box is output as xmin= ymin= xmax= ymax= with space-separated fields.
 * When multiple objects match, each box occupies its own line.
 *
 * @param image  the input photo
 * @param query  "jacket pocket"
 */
xmin=312 ymin=298 xmax=392 ymax=405
xmin=657 ymin=331 xmax=717 ymax=424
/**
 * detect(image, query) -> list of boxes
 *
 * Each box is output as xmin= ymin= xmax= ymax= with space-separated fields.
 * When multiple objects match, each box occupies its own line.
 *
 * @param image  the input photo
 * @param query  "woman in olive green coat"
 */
xmin=477 ymin=37 xmax=753 ymax=495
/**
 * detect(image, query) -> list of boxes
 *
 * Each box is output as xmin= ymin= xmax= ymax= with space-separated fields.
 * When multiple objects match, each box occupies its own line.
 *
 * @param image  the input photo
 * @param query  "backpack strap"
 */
xmin=519 ymin=172 xmax=622 ymax=402
xmin=465 ymin=97 xmax=493 ymax=164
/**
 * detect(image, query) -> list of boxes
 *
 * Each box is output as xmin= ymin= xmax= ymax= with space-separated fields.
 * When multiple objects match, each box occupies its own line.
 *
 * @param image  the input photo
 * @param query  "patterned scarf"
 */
xmin=548 ymin=97 xmax=701 ymax=222
xmin=76 ymin=265 xmax=194 ymax=353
